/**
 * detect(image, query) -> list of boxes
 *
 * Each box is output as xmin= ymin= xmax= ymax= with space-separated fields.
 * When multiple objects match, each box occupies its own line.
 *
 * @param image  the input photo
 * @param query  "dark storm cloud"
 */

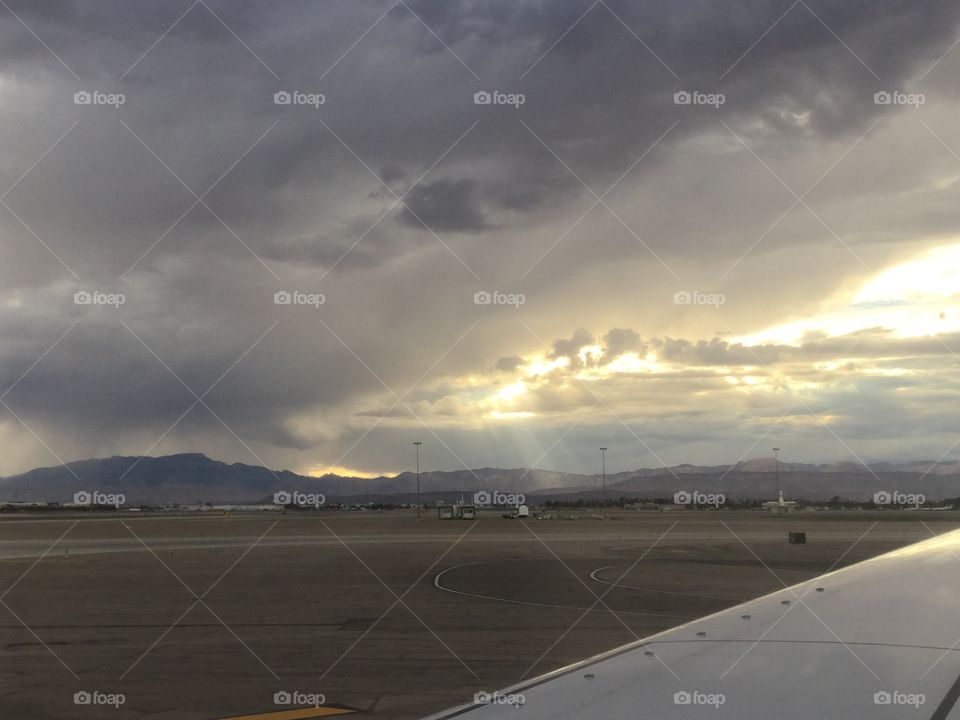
xmin=399 ymin=178 xmax=491 ymax=232
xmin=2 ymin=0 xmax=960 ymax=476
xmin=5 ymin=0 xmax=957 ymax=259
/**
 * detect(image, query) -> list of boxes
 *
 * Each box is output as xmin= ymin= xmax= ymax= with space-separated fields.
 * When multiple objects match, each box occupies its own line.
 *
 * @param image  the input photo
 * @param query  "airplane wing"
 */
xmin=424 ymin=528 xmax=960 ymax=719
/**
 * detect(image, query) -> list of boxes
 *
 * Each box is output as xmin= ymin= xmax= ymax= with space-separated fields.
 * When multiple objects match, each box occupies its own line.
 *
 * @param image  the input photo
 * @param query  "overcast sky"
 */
xmin=2 ymin=0 xmax=960 ymax=477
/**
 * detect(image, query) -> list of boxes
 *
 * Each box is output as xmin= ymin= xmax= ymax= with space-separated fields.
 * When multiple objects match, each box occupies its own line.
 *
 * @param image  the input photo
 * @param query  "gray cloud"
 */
xmin=2 ymin=1 xmax=960 ymax=476
xmin=399 ymin=178 xmax=491 ymax=232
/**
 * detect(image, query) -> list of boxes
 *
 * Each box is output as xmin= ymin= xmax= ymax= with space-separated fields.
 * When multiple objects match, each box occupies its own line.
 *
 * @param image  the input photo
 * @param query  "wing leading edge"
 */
xmin=424 ymin=528 xmax=960 ymax=720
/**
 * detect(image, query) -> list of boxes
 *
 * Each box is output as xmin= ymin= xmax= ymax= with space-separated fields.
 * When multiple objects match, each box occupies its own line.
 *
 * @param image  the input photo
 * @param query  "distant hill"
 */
xmin=1 ymin=453 xmax=959 ymax=505
xmin=0 ymin=453 xmax=587 ymax=505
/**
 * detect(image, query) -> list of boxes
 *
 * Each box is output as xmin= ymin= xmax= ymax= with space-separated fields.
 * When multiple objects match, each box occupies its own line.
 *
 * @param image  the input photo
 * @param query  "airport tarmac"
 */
xmin=1 ymin=510 xmax=956 ymax=719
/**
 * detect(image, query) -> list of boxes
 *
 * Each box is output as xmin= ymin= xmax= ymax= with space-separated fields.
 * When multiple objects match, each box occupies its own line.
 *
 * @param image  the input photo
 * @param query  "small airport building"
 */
xmin=437 ymin=503 xmax=476 ymax=520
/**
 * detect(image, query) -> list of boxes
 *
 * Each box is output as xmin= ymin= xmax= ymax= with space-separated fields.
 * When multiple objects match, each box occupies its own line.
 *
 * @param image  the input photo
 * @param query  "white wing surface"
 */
xmin=425 ymin=528 xmax=960 ymax=719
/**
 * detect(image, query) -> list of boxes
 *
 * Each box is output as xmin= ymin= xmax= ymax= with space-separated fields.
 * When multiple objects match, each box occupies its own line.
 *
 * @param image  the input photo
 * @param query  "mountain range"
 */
xmin=2 ymin=453 xmax=960 ymax=505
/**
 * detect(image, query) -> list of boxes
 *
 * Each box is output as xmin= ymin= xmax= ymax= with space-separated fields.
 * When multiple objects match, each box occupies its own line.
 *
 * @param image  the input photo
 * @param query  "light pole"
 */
xmin=600 ymin=447 xmax=607 ymax=520
xmin=773 ymin=447 xmax=781 ymax=505
xmin=413 ymin=441 xmax=422 ymax=520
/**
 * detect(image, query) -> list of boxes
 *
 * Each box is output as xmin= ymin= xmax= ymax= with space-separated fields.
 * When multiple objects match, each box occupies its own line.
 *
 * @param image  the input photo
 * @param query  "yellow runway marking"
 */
xmin=217 ymin=707 xmax=357 ymax=719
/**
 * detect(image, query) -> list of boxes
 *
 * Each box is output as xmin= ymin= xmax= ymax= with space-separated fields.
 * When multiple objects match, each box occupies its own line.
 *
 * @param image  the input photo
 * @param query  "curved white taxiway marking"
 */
xmin=433 ymin=561 xmax=697 ymax=619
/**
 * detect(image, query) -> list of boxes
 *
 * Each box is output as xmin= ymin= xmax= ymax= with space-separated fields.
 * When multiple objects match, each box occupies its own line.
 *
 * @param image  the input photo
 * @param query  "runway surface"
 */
xmin=1 ymin=510 xmax=955 ymax=719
